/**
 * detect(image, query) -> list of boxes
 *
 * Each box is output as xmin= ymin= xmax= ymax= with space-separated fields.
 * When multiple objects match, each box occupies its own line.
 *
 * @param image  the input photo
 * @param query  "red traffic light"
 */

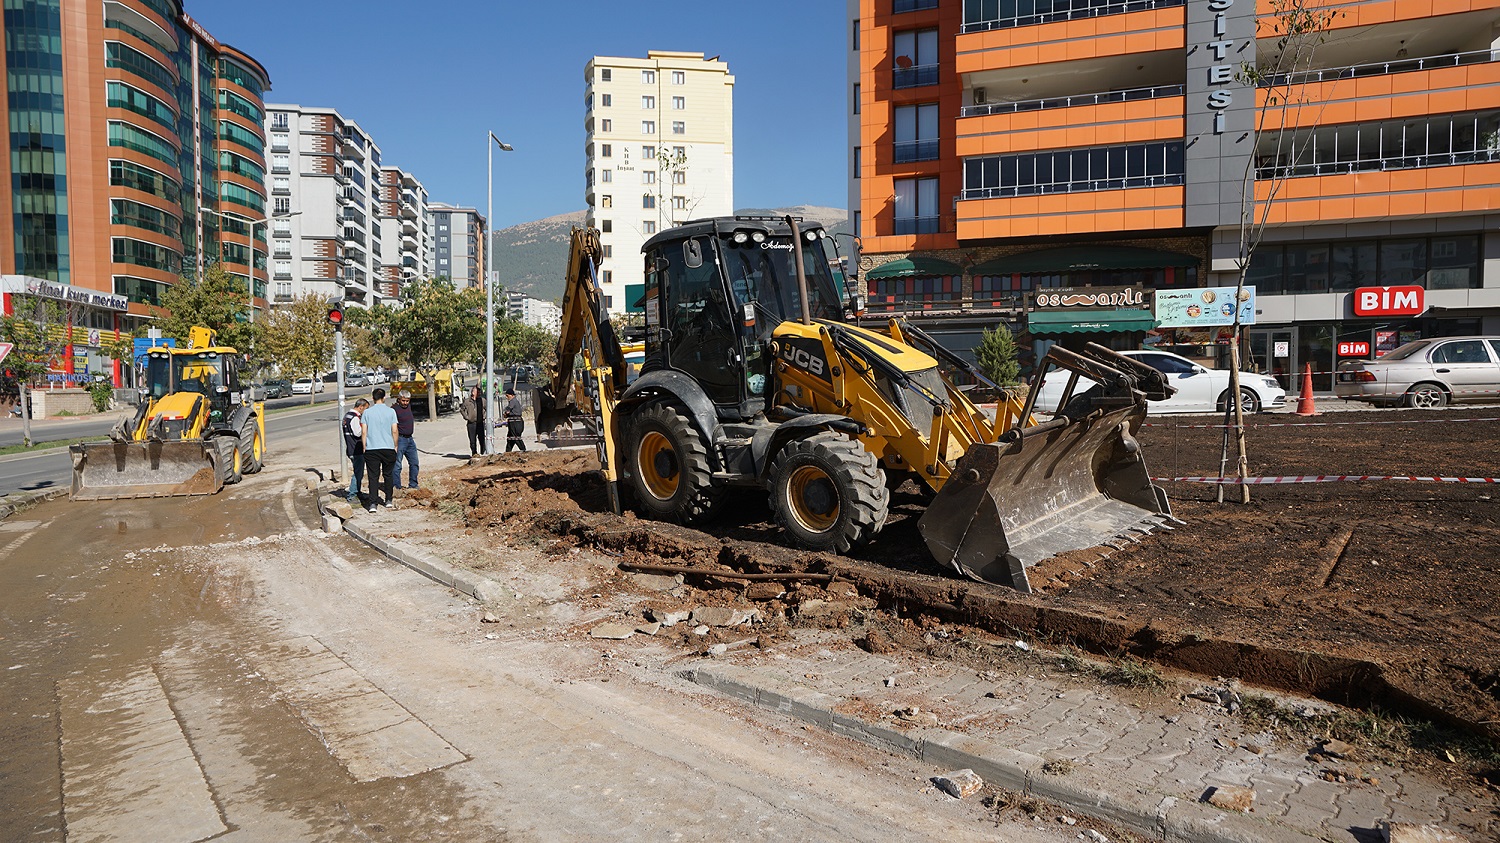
xmin=327 ymin=306 xmax=344 ymax=327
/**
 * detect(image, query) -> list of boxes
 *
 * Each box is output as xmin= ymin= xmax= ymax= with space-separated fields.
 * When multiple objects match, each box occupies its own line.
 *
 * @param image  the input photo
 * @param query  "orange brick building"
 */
xmin=849 ymin=0 xmax=1499 ymax=388
xmin=1 ymin=0 xmax=269 ymax=385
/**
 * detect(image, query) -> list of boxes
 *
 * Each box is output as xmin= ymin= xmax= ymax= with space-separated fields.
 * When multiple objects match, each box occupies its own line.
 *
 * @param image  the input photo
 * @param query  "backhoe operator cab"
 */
xmin=640 ymin=217 xmax=853 ymax=421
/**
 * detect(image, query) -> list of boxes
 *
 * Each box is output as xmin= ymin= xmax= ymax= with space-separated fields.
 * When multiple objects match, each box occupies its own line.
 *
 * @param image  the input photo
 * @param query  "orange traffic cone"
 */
xmin=1295 ymin=363 xmax=1320 ymax=416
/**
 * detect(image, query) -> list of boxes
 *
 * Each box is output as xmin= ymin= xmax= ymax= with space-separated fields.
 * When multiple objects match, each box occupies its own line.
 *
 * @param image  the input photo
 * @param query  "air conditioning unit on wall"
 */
xmin=972 ymin=88 xmax=987 ymax=105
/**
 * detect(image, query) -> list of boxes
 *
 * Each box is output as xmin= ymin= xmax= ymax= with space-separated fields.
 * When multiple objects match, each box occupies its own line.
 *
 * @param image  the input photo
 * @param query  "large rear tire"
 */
xmin=770 ymin=432 xmax=888 ymax=554
xmin=625 ymin=403 xmax=724 ymax=525
xmin=238 ymin=414 xmax=264 ymax=474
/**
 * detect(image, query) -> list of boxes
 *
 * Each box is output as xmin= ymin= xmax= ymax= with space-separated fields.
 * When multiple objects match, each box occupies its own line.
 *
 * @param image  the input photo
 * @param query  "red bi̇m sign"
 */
xmin=1338 ymin=341 xmax=1370 ymax=357
xmin=1353 ymin=285 xmax=1425 ymax=317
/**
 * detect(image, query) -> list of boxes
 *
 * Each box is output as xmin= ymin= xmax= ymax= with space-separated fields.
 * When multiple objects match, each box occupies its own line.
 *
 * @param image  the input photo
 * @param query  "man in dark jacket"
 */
xmin=343 ymin=398 xmax=369 ymax=502
xmin=503 ymin=388 xmax=526 ymax=452
xmin=393 ymin=389 xmax=419 ymax=489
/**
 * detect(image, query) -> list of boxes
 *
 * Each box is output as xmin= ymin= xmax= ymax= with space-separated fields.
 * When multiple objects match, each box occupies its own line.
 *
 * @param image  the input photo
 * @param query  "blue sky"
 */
xmin=192 ymin=1 xmax=851 ymax=230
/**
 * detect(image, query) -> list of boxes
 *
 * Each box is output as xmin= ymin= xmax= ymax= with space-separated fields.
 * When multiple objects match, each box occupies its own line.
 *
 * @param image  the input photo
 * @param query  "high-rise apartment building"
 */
xmin=263 ymin=104 xmax=391 ymax=307
xmin=427 ymin=203 xmax=486 ymax=288
xmin=505 ymin=291 xmax=562 ymax=333
xmin=1 ymin=0 xmax=270 ymax=382
xmin=583 ymin=51 xmax=735 ymax=311
xmin=376 ymin=166 xmax=431 ymax=299
xmin=852 ymin=0 xmax=1500 ymax=385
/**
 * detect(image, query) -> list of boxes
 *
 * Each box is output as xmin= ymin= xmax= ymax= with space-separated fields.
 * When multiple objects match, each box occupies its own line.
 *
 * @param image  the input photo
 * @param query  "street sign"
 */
xmin=0 ymin=342 xmax=12 ymax=365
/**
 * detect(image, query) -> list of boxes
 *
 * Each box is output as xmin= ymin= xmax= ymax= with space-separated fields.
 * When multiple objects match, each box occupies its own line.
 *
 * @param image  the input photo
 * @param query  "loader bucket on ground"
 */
xmin=918 ymin=402 xmax=1173 ymax=593
xmin=69 ymin=440 xmax=226 ymax=500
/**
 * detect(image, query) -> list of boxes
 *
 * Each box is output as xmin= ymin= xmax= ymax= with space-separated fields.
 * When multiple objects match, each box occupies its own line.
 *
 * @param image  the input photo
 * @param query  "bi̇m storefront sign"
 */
xmin=1026 ymin=286 xmax=1156 ymax=335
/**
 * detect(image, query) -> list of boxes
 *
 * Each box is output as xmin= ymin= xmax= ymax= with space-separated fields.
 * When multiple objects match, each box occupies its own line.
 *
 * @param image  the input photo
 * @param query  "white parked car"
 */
xmin=1030 ymin=349 xmax=1286 ymax=415
xmin=291 ymin=377 xmax=325 ymax=394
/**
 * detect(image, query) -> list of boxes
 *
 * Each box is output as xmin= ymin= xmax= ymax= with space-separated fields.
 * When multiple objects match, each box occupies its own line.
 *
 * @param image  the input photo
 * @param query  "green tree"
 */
xmin=345 ymin=303 xmax=400 ymax=371
xmin=387 ymin=277 xmax=486 ymax=418
xmin=258 ymin=294 xmax=335 ymax=404
xmin=153 ymin=265 xmax=258 ymax=352
xmin=492 ymin=317 xmax=558 ymax=390
xmin=974 ymin=324 xmax=1020 ymax=386
xmin=0 ymin=295 xmax=66 ymax=446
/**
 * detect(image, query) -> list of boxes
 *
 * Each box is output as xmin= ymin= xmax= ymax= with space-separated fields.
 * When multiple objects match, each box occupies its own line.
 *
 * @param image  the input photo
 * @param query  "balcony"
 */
xmin=273 ymin=293 xmax=293 ymax=302
xmin=893 ymin=215 xmax=943 ymax=235
xmin=271 ymin=164 xmax=290 ymax=174
xmin=400 ymin=204 xmax=417 ymax=220
xmin=333 ymin=168 xmax=349 ymax=184
xmin=894 ymin=0 xmax=939 ymax=11
xmin=893 ymin=64 xmax=939 ymax=90
xmin=962 ymin=84 xmax=1184 ymax=118
xmin=961 ymin=0 xmax=1183 ymax=33
xmin=400 ymin=218 xmax=418 ymax=236
xmin=893 ymin=139 xmax=941 ymax=164
xmin=272 ymin=184 xmax=290 ymax=195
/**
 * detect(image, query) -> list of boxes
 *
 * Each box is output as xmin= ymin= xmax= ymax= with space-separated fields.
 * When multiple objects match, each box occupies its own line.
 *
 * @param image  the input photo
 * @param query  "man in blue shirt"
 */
xmin=361 ymin=388 xmax=399 ymax=511
xmin=393 ymin=389 xmax=419 ymax=489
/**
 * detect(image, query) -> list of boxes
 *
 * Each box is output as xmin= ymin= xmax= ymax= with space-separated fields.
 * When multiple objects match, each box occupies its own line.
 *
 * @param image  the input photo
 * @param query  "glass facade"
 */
xmin=1247 ymin=235 xmax=1481 ymax=294
xmin=963 ymin=141 xmax=1185 ymax=198
xmin=6 ymin=0 xmax=69 ymax=281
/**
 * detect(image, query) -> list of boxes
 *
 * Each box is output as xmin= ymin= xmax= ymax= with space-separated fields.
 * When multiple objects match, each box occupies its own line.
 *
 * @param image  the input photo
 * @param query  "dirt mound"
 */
xmin=425 ymin=413 xmax=1500 ymax=744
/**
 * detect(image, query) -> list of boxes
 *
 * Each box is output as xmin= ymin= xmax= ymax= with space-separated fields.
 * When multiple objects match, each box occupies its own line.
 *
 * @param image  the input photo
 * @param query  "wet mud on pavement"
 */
xmin=416 ymin=411 xmax=1500 ymax=758
xmin=0 ymin=480 xmax=494 ymax=841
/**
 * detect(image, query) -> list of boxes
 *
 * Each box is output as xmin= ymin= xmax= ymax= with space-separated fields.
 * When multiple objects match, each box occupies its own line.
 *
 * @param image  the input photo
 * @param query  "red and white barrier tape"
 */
xmin=1157 ymin=475 xmax=1500 ymax=485
xmin=1143 ymin=416 xmax=1500 ymax=429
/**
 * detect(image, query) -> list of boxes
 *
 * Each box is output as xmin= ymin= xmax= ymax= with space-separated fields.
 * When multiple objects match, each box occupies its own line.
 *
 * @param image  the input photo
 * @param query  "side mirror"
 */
xmin=683 ymin=239 xmax=703 ymax=269
xmin=848 ymin=294 xmax=867 ymax=317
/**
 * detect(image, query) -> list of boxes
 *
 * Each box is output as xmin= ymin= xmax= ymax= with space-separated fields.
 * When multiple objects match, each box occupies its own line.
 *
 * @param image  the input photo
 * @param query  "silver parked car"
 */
xmin=1335 ymin=336 xmax=1500 ymax=408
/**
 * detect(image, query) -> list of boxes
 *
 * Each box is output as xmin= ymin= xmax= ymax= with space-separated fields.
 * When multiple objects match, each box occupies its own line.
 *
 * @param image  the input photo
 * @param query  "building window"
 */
xmin=642 ymin=95 xmax=655 ymax=109
xmin=1247 ymin=235 xmax=1481 ymax=294
xmin=672 ymin=196 xmax=686 ymax=210
xmin=853 ymin=146 xmax=861 ymax=178
xmin=600 ymin=93 xmax=612 ymax=107
xmin=602 ymin=195 xmax=612 ymax=208
xmin=271 ymin=112 xmax=289 ymax=130
xmin=894 ymin=177 xmax=941 ymax=235
xmin=643 ymin=145 xmax=656 ymax=159
xmin=274 ymin=260 xmax=291 ymax=278
xmin=643 ymin=194 xmax=656 ymax=209
xmin=275 ymin=281 xmax=292 ymax=298
xmin=601 ymin=169 xmax=612 ymax=183
xmin=601 ymin=119 xmax=612 ymax=132
xmin=962 ymin=0 xmax=1183 ymax=31
xmin=272 ymin=153 xmax=289 ymax=173
xmin=853 ymin=83 xmax=860 ymax=115
xmin=894 ymin=103 xmax=940 ymax=163
xmin=672 ymin=71 xmax=685 ymax=85
xmin=643 ymin=171 xmax=656 ymax=184
xmin=893 ymin=28 xmax=939 ymax=89
xmin=962 ymin=141 xmax=1186 ymax=198
xmin=673 ymin=145 xmax=685 ymax=157
xmin=642 ymin=221 xmax=656 ymax=234
xmin=600 ymin=68 xmax=611 ymax=82
xmin=642 ymin=120 xmax=656 ymax=134
xmin=672 ymin=171 xmax=685 ymax=185
xmin=271 ymin=133 xmax=289 ymax=151
xmin=852 ymin=18 xmax=860 ymax=50
xmin=672 ymin=121 xmax=685 ymax=135
xmin=853 ymin=211 xmax=861 ymax=238
xmin=895 ymin=0 xmax=939 ymax=11
xmin=672 ymin=96 xmax=685 ymax=110
xmin=601 ymin=143 xmax=612 ymax=157
xmin=274 ymin=197 xmax=290 ymax=214
xmin=602 ymin=219 xmax=612 ymax=232
xmin=272 ymin=176 xmax=289 ymax=194
xmin=642 ymin=70 xmax=655 ymax=84
xmin=603 ymin=244 xmax=613 ymax=257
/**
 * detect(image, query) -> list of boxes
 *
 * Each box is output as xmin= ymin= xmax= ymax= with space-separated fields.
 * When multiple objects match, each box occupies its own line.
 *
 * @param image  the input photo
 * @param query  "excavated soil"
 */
xmin=422 ymin=409 xmax=1500 ymax=747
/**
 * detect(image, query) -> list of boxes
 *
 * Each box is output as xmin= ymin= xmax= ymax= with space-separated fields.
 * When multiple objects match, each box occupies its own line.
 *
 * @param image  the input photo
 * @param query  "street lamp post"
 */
xmin=486 ymin=132 xmax=514 ymax=455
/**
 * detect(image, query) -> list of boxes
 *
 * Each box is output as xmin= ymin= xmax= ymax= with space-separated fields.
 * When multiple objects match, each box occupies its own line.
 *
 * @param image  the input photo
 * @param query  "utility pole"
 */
xmin=329 ymin=302 xmax=347 ymax=482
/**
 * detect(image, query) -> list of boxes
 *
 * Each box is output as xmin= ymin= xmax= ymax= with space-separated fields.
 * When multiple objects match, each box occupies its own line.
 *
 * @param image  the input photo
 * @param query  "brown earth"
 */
xmin=417 ymin=410 xmax=1500 ymax=752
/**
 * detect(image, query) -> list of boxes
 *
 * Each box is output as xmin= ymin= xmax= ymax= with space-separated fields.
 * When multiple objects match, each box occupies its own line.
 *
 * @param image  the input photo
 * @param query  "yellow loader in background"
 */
xmin=535 ymin=220 xmax=1178 ymax=592
xmin=70 ymin=326 xmax=266 ymax=500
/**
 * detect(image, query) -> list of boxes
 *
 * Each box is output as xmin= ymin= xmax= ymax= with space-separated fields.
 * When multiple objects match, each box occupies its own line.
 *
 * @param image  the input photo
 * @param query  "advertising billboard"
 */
xmin=1154 ymin=286 xmax=1256 ymax=328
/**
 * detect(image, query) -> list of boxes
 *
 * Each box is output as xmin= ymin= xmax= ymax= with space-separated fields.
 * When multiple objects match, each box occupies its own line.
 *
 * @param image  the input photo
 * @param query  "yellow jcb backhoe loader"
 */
xmin=70 ymin=326 xmax=266 ymax=499
xmin=535 ymin=220 xmax=1177 ymax=592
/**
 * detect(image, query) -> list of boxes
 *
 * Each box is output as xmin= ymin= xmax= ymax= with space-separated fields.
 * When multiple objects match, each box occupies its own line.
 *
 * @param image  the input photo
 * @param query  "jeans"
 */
xmin=467 ymin=420 xmax=486 ymax=455
xmin=366 ymin=449 xmax=396 ymax=505
xmin=394 ymin=435 xmax=419 ymax=488
xmin=346 ymin=452 xmax=366 ymax=499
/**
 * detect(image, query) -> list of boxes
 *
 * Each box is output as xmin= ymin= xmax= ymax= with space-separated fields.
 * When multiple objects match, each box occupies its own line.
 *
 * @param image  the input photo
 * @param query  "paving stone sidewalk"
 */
xmin=676 ymin=640 xmax=1497 ymax=843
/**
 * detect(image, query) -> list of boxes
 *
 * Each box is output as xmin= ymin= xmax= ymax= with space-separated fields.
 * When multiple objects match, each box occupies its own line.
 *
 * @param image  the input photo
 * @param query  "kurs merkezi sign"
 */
xmin=1353 ymin=286 xmax=1425 ymax=318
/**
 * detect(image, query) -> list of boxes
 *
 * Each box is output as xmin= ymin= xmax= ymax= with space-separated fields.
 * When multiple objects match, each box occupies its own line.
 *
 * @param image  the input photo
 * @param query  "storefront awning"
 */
xmin=865 ymin=256 xmax=962 ymax=280
xmin=972 ymin=246 xmax=1197 ymax=275
xmin=1028 ymin=309 xmax=1156 ymax=334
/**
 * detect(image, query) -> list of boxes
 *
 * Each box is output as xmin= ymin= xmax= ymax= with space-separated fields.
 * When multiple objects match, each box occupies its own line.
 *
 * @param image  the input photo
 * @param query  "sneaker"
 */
xmin=367 ymin=505 xmax=377 ymax=514
xmin=381 ymin=501 xmax=395 ymax=509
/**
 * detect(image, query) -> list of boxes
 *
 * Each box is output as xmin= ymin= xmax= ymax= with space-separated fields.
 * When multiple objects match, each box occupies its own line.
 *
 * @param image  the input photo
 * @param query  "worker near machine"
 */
xmin=343 ymin=398 xmax=370 ymax=503
xmin=460 ymin=385 xmax=486 ymax=458
xmin=502 ymin=388 xmax=526 ymax=452
xmin=392 ymin=389 xmax=419 ymax=489
xmin=362 ymin=388 xmax=399 ymax=512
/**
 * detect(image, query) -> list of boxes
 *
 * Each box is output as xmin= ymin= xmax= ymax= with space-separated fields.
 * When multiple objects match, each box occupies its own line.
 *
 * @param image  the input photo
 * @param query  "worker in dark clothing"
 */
xmin=393 ymin=389 xmax=419 ymax=489
xmin=503 ymin=388 xmax=526 ymax=452
xmin=460 ymin=385 xmax=486 ymax=457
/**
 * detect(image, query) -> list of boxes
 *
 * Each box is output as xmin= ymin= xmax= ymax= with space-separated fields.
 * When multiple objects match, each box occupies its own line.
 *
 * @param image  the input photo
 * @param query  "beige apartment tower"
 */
xmin=583 ymin=51 xmax=734 ymax=312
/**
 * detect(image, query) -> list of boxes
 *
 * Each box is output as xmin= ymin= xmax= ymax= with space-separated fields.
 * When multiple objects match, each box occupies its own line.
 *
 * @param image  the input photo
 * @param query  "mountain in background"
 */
xmin=492 ymin=205 xmax=849 ymax=302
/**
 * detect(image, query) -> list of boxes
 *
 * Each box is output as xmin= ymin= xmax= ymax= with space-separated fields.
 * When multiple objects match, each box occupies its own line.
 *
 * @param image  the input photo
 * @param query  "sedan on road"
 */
xmin=261 ymin=379 xmax=293 ymax=399
xmin=1031 ymin=348 xmax=1287 ymax=415
xmin=291 ymin=377 xmax=325 ymax=395
xmin=1335 ymin=336 xmax=1500 ymax=408
xmin=345 ymin=372 xmax=369 ymax=388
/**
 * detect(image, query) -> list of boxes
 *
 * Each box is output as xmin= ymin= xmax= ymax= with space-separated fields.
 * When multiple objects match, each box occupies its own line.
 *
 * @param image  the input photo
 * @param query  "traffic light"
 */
xmin=327 ymin=303 xmax=345 ymax=330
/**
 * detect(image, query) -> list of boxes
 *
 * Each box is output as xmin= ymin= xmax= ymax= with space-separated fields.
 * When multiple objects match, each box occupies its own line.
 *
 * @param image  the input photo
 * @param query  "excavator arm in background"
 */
xmin=534 ymin=227 xmax=628 ymax=513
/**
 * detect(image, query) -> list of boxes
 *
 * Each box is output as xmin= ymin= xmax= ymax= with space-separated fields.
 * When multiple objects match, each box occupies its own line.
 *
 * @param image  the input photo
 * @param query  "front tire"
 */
xmin=625 ymin=403 xmax=724 ymax=525
xmin=1406 ymin=382 xmax=1448 ymax=409
xmin=238 ymin=414 xmax=264 ymax=474
xmin=1218 ymin=387 xmax=1261 ymax=415
xmin=770 ymin=432 xmax=889 ymax=554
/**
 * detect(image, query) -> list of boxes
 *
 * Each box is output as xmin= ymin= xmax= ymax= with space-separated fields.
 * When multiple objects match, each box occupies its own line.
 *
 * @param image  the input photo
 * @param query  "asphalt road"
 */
xmin=0 ymin=400 xmax=355 ymax=498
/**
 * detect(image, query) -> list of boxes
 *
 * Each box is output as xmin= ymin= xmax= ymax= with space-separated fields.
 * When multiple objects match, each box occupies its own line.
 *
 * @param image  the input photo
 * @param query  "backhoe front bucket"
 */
xmin=918 ymin=402 xmax=1173 ymax=593
xmin=69 ymin=439 xmax=227 ymax=500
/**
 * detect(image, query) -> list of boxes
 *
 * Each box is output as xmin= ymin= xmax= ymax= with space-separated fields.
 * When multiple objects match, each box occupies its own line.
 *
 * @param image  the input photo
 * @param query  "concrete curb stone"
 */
xmin=342 ymin=520 xmax=499 ymax=601
xmin=0 ymin=487 xmax=68 ymax=520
